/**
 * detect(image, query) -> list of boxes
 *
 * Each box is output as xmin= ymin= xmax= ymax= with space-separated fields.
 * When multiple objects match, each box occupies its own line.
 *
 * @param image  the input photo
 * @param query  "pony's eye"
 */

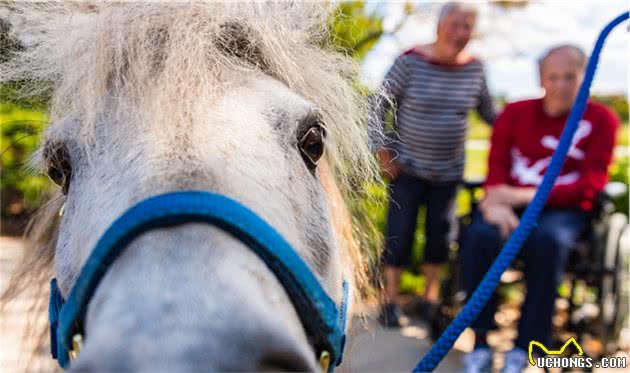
xmin=45 ymin=144 xmax=72 ymax=195
xmin=298 ymin=126 xmax=325 ymax=169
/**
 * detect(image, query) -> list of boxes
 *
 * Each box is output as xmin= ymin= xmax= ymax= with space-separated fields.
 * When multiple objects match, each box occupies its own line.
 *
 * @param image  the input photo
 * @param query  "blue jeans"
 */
xmin=459 ymin=209 xmax=589 ymax=349
xmin=383 ymin=172 xmax=458 ymax=267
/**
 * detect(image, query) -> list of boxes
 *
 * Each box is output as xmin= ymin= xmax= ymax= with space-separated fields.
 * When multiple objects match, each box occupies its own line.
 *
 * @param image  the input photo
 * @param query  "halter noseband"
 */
xmin=48 ymin=191 xmax=349 ymax=371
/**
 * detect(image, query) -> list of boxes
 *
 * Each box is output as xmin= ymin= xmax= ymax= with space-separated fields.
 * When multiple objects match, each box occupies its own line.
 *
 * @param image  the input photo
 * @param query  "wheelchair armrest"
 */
xmin=592 ymin=182 xmax=627 ymax=221
xmin=460 ymin=179 xmax=486 ymax=215
xmin=601 ymin=181 xmax=627 ymax=200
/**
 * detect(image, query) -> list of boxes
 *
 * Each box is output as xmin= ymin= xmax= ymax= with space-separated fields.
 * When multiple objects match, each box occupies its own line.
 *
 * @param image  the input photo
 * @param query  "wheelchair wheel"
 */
xmin=598 ymin=213 xmax=628 ymax=353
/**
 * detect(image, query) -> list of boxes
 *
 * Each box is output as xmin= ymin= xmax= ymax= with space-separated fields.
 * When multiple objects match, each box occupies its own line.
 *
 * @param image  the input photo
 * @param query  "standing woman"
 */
xmin=375 ymin=2 xmax=496 ymax=327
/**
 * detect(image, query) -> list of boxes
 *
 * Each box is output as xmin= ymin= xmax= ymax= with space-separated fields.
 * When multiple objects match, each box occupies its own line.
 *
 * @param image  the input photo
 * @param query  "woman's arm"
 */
xmin=368 ymin=55 xmax=410 ymax=150
xmin=369 ymin=55 xmax=411 ymax=177
xmin=476 ymin=68 xmax=497 ymax=125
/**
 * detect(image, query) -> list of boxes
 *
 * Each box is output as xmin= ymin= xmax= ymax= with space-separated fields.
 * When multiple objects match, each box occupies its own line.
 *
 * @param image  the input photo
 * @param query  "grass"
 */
xmin=464 ymin=148 xmax=488 ymax=180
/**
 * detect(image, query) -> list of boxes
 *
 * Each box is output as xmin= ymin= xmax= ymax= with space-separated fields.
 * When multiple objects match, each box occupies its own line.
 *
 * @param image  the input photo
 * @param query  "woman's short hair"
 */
xmin=438 ymin=2 xmax=478 ymax=24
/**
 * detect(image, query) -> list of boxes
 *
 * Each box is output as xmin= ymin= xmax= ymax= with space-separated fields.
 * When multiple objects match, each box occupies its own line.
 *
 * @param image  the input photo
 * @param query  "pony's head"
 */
xmin=2 ymin=2 xmax=383 ymax=371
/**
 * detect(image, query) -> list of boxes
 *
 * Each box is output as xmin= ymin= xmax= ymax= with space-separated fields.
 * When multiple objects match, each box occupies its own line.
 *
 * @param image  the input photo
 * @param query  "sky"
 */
xmin=360 ymin=1 xmax=629 ymax=101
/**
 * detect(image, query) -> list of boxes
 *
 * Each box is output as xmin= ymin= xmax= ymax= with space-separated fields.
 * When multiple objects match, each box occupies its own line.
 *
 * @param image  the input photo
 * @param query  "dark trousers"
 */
xmin=383 ymin=172 xmax=458 ymax=267
xmin=459 ymin=209 xmax=589 ymax=349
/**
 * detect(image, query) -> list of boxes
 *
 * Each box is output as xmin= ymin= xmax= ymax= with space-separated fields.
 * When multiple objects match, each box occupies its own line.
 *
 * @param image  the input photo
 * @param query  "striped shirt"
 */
xmin=374 ymin=49 xmax=496 ymax=182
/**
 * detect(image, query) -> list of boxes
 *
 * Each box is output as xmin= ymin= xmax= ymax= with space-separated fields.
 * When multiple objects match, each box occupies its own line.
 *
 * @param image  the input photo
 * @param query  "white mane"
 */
xmin=3 ymin=2 xmax=382 ymax=191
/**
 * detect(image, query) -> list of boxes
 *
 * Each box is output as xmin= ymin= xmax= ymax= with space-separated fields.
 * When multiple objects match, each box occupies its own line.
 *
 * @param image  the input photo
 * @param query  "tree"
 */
xmin=329 ymin=1 xmax=383 ymax=60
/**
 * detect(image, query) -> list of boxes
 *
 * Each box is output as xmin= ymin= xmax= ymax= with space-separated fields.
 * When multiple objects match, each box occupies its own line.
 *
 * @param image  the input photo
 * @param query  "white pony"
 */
xmin=1 ymin=2 xmax=383 ymax=371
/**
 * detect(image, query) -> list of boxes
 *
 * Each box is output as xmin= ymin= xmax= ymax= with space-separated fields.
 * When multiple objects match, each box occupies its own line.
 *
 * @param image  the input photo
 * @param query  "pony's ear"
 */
xmin=216 ymin=22 xmax=269 ymax=72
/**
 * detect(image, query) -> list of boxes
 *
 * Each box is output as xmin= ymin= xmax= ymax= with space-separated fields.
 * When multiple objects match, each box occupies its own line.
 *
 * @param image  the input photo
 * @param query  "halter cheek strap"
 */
xmin=48 ymin=191 xmax=349 ymax=371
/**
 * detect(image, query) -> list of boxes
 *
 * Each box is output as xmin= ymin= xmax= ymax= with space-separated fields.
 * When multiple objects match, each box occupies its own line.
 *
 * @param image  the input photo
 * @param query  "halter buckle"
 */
xmin=319 ymin=350 xmax=331 ymax=372
xmin=69 ymin=333 xmax=83 ymax=360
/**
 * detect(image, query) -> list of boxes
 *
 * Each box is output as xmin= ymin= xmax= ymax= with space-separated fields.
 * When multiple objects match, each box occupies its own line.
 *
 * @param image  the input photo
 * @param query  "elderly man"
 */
xmin=376 ymin=1 xmax=496 ymax=328
xmin=461 ymin=45 xmax=619 ymax=373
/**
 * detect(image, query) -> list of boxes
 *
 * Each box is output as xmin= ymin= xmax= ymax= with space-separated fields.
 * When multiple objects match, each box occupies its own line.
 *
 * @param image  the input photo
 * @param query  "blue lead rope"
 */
xmin=413 ymin=11 xmax=629 ymax=372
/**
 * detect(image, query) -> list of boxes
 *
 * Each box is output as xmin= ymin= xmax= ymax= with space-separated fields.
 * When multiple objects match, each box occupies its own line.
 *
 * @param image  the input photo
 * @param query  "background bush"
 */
xmin=1 ymin=84 xmax=51 ymax=226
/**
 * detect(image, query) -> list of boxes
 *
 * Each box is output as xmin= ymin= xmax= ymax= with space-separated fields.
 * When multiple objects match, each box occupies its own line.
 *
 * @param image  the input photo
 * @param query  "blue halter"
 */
xmin=48 ymin=191 xmax=349 ymax=370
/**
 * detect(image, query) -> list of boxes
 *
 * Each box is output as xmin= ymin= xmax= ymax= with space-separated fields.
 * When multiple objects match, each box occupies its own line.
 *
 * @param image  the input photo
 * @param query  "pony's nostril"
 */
xmin=257 ymin=349 xmax=315 ymax=372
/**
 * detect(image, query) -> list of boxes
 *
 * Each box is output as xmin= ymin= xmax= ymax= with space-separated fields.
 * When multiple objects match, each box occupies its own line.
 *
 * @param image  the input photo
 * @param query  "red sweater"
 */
xmin=486 ymin=99 xmax=619 ymax=211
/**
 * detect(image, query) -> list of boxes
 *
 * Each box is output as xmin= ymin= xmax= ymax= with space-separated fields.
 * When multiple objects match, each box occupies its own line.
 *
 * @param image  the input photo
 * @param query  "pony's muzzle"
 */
xmin=66 ymin=223 xmax=319 ymax=372
xmin=68 ymin=330 xmax=318 ymax=372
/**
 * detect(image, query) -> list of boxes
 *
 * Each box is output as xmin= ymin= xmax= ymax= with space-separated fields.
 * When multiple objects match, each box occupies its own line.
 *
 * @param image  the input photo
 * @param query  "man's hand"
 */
xmin=485 ymin=185 xmax=536 ymax=208
xmin=480 ymin=199 xmax=520 ymax=239
xmin=378 ymin=147 xmax=400 ymax=180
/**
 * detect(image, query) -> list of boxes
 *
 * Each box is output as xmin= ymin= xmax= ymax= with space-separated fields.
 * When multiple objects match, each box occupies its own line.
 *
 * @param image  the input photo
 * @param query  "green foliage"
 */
xmin=592 ymin=95 xmax=629 ymax=148
xmin=592 ymin=94 xmax=629 ymax=124
xmin=0 ymin=82 xmax=51 ymax=112
xmin=0 ymin=98 xmax=51 ymax=217
xmin=0 ymin=20 xmax=55 ymax=221
xmin=329 ymin=2 xmax=383 ymax=60
xmin=615 ymin=123 xmax=628 ymax=147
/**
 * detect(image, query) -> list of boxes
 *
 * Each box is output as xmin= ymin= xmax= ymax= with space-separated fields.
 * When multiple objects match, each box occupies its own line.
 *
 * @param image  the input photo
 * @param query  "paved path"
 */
xmin=340 ymin=316 xmax=471 ymax=372
xmin=1 ymin=236 xmax=51 ymax=372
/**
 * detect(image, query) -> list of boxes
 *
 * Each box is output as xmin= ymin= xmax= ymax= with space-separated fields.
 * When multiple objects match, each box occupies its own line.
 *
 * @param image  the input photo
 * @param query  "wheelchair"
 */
xmin=431 ymin=180 xmax=629 ymax=357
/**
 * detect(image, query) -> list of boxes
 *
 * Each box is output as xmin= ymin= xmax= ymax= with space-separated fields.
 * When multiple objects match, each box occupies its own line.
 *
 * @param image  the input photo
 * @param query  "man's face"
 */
xmin=436 ymin=11 xmax=475 ymax=58
xmin=540 ymin=49 xmax=584 ymax=115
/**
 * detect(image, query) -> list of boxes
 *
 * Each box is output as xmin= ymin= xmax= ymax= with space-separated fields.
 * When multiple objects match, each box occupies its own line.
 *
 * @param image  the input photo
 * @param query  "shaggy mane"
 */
xmin=1 ymin=2 xmax=385 ymax=368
